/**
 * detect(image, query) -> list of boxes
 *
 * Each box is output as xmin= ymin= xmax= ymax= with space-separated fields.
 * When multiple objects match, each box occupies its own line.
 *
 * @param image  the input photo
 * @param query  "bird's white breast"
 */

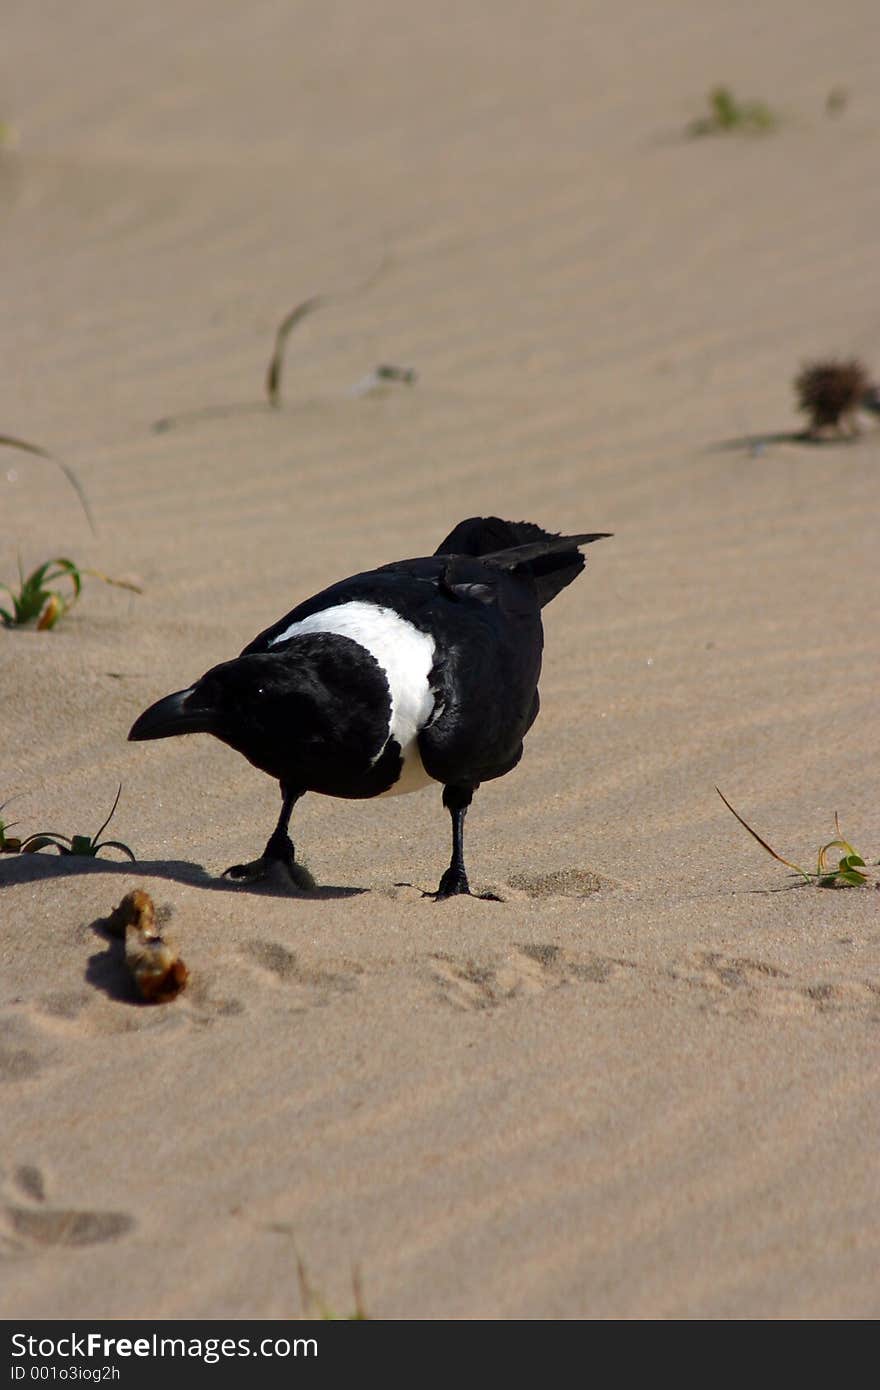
xmin=269 ymin=600 xmax=437 ymax=794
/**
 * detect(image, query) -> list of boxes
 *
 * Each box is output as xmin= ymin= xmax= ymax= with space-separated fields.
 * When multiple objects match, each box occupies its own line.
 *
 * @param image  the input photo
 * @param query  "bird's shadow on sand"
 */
xmin=0 ymin=851 xmax=364 ymax=901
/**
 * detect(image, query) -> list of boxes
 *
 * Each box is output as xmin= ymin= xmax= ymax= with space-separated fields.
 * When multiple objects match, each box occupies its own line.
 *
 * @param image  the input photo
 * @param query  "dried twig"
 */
xmin=265 ymin=296 xmax=324 ymax=407
xmin=153 ymin=243 xmax=395 ymax=430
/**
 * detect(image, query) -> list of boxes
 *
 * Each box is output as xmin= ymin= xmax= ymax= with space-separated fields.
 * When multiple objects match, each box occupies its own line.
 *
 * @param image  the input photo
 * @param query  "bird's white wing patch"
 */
xmin=269 ymin=600 xmax=437 ymax=792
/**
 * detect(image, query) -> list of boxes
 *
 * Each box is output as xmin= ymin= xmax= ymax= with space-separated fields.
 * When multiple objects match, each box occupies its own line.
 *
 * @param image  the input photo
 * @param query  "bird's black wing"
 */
xmin=241 ymin=555 xmax=503 ymax=655
xmin=242 ymin=520 xmax=609 ymax=654
xmin=241 ymin=553 xmax=545 ymax=787
xmin=413 ymin=563 xmax=546 ymax=788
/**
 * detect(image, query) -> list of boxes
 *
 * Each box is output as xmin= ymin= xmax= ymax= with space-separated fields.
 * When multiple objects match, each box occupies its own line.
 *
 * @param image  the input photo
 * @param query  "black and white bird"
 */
xmin=129 ymin=517 xmax=609 ymax=897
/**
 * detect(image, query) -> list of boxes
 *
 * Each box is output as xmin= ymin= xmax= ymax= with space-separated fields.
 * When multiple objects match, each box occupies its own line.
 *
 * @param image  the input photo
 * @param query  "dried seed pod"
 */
xmin=794 ymin=358 xmax=874 ymax=436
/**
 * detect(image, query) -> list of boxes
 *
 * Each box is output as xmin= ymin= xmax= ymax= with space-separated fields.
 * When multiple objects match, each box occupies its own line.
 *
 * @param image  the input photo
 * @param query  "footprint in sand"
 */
xmin=0 ymin=1014 xmax=57 ymax=1085
xmin=25 ymin=974 xmax=242 ymax=1040
xmin=38 ymin=990 xmax=92 ymax=1022
xmin=665 ymin=951 xmax=799 ymax=1018
xmin=0 ymin=1044 xmax=46 ymax=1084
xmin=13 ymin=1165 xmax=46 ymax=1204
xmin=33 ymin=986 xmax=173 ymax=1038
xmin=236 ymin=939 xmax=362 ymax=1005
xmin=799 ymin=978 xmax=880 ymax=1017
xmin=667 ymin=951 xmax=880 ymax=1021
xmin=241 ymin=939 xmax=300 ymax=981
xmin=2 ymin=1165 xmax=134 ymax=1253
xmin=505 ymin=867 xmax=607 ymax=898
xmin=429 ymin=943 xmax=635 ymax=1010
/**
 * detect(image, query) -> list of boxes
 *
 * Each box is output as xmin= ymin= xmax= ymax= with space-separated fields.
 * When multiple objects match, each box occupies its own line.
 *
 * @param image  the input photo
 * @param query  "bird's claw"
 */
xmin=222 ymin=852 xmax=315 ymax=891
xmin=429 ymin=868 xmax=501 ymax=902
xmin=434 ymin=866 xmax=471 ymax=898
xmin=222 ymin=857 xmax=271 ymax=884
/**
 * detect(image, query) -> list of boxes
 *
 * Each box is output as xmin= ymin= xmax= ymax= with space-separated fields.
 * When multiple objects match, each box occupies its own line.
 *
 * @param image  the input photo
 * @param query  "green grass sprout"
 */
xmin=0 ymin=796 xmax=23 ymax=853
xmin=1 ymin=556 xmax=141 ymax=630
xmin=21 ymin=785 xmax=135 ymax=862
xmin=1 ymin=557 xmax=82 ymax=629
xmin=716 ymin=788 xmax=871 ymax=887
xmin=815 ymin=814 xmax=869 ymax=887
xmin=688 ymin=86 xmax=778 ymax=137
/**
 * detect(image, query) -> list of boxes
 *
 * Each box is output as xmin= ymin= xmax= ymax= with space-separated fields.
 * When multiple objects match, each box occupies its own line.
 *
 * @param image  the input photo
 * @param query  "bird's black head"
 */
xmin=128 ymin=654 xmax=308 ymax=764
xmin=129 ymin=634 xmax=395 ymax=791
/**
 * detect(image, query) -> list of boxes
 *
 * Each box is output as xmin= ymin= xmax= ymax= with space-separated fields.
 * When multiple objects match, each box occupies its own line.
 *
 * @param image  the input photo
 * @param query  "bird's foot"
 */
xmin=222 ymin=832 xmax=315 ymax=891
xmin=430 ymin=867 xmax=501 ymax=902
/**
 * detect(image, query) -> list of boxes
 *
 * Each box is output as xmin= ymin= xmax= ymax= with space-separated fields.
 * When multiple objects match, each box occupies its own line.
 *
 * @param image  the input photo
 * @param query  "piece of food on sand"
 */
xmin=107 ymin=889 xmax=188 ymax=1004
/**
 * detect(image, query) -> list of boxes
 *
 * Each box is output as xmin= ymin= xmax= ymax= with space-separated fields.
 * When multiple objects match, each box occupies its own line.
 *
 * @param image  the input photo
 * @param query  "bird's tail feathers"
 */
xmin=435 ymin=516 xmax=611 ymax=607
xmin=435 ymin=517 xmax=557 ymax=558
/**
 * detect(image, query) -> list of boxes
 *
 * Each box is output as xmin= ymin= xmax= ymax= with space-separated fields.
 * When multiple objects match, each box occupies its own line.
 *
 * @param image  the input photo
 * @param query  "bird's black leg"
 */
xmin=436 ymin=784 xmax=472 ymax=897
xmin=223 ymin=783 xmax=313 ymax=889
xmin=432 ymin=784 xmax=476 ymax=898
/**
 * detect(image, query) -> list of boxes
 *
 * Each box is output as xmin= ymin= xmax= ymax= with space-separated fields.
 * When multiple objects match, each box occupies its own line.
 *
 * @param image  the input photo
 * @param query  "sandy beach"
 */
xmin=2 ymin=0 xmax=879 ymax=1318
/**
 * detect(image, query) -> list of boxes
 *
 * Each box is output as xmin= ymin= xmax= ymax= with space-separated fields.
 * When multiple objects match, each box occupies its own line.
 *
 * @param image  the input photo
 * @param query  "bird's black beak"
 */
xmin=128 ymin=687 xmax=214 ymax=741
